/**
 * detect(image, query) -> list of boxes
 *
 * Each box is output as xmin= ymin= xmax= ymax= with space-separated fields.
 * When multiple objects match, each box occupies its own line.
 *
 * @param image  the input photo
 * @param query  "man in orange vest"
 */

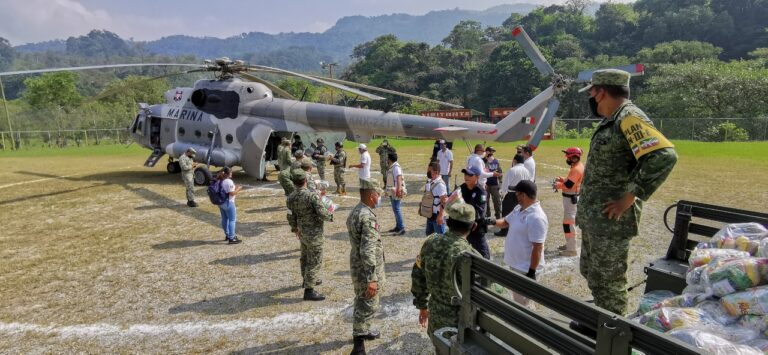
xmin=553 ymin=147 xmax=585 ymax=256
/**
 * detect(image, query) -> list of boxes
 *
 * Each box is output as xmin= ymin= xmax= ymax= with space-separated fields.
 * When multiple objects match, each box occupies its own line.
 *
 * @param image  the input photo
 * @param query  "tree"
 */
xmin=635 ymin=41 xmax=722 ymax=64
xmin=23 ymin=72 xmax=83 ymax=111
xmin=0 ymin=37 xmax=13 ymax=71
xmin=593 ymin=2 xmax=639 ymax=54
xmin=66 ymin=30 xmax=135 ymax=59
xmin=442 ymin=21 xmax=487 ymax=51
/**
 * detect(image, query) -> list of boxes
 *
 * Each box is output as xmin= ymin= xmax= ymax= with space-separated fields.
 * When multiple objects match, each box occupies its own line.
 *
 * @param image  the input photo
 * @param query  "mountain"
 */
xmin=14 ymin=4 xmax=537 ymax=69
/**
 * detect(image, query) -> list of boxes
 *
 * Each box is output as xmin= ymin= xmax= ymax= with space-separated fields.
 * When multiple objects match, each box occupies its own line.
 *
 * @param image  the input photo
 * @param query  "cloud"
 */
xmin=0 ymin=0 xmax=116 ymax=44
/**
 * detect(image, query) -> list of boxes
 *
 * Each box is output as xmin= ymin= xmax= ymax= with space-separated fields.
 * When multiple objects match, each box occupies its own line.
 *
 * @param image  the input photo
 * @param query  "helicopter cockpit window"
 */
xmin=178 ymin=127 xmax=185 ymax=136
xmin=194 ymin=130 xmax=202 ymax=138
xmin=225 ymin=134 xmax=234 ymax=144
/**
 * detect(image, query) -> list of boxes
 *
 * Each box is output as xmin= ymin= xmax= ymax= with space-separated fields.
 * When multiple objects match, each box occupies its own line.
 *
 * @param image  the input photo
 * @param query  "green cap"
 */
xmin=359 ymin=178 xmax=383 ymax=194
xmin=300 ymin=160 xmax=313 ymax=169
xmin=290 ymin=169 xmax=306 ymax=184
xmin=446 ymin=202 xmax=476 ymax=223
xmin=578 ymin=69 xmax=631 ymax=93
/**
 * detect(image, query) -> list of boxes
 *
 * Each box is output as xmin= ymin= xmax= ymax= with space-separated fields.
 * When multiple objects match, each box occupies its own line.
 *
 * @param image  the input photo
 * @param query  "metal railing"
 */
xmin=0 ymin=128 xmax=129 ymax=151
xmin=559 ymin=117 xmax=768 ymax=141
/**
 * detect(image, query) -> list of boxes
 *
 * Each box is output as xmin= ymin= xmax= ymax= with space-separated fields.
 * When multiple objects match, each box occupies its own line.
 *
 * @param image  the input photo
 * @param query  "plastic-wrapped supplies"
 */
xmin=638 ymin=290 xmax=676 ymax=314
xmin=703 ymin=258 xmax=768 ymax=297
xmin=690 ymin=249 xmax=751 ymax=268
xmin=697 ymin=300 xmax=740 ymax=326
xmin=638 ymin=307 xmax=715 ymax=332
xmin=721 ymin=285 xmax=768 ymax=316
xmin=706 ymin=223 xmax=768 ymax=256
xmin=739 ymin=315 xmax=768 ymax=333
xmin=743 ymin=338 xmax=768 ymax=352
xmin=668 ymin=328 xmax=763 ymax=355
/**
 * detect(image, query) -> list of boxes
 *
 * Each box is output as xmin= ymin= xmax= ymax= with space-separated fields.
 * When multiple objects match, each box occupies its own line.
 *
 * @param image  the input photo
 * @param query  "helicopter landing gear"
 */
xmin=167 ymin=158 xmax=181 ymax=174
xmin=194 ymin=166 xmax=213 ymax=186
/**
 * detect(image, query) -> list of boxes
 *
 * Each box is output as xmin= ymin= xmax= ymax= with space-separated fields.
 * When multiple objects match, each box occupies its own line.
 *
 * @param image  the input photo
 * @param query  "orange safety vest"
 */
xmin=556 ymin=162 xmax=584 ymax=194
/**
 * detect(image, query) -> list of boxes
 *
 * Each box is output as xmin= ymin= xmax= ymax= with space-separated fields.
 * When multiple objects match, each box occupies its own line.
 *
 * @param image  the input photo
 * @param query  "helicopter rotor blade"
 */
xmin=511 ymin=26 xmax=555 ymax=77
xmin=575 ymin=64 xmax=646 ymax=83
xmin=87 ymin=68 xmax=209 ymax=103
xmin=237 ymin=72 xmax=297 ymax=100
xmin=246 ymin=65 xmax=386 ymax=101
xmin=305 ymin=75 xmax=464 ymax=109
xmin=0 ymin=63 xmax=204 ymax=77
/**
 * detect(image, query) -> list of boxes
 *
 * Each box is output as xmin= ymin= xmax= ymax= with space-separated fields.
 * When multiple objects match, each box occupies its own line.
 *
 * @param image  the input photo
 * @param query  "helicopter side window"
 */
xmin=194 ymin=130 xmax=202 ymax=138
xmin=137 ymin=121 xmax=143 ymax=133
xmin=207 ymin=131 xmax=214 ymax=139
xmin=225 ymin=134 xmax=234 ymax=144
xmin=178 ymin=127 xmax=185 ymax=136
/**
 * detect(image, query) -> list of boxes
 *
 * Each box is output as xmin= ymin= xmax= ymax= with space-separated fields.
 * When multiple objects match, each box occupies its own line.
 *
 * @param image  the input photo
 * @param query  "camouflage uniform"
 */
xmin=375 ymin=141 xmax=395 ymax=185
xmin=286 ymin=170 xmax=333 ymax=289
xmin=277 ymin=141 xmax=292 ymax=171
xmin=279 ymin=154 xmax=306 ymax=196
xmin=179 ymin=152 xmax=196 ymax=202
xmin=411 ymin=203 xmax=480 ymax=335
xmin=331 ymin=147 xmax=347 ymax=193
xmin=313 ymin=143 xmax=328 ymax=180
xmin=576 ymin=69 xmax=677 ymax=315
xmin=346 ymin=179 xmax=385 ymax=337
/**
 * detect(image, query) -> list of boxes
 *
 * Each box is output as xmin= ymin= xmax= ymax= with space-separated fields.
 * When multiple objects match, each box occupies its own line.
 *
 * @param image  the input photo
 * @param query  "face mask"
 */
xmin=374 ymin=194 xmax=382 ymax=208
xmin=566 ymin=159 xmax=572 ymax=166
xmin=589 ymin=97 xmax=600 ymax=117
xmin=427 ymin=170 xmax=432 ymax=179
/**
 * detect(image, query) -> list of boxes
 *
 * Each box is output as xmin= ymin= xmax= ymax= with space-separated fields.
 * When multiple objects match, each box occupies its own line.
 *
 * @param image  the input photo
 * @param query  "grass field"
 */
xmin=0 ymin=138 xmax=766 ymax=354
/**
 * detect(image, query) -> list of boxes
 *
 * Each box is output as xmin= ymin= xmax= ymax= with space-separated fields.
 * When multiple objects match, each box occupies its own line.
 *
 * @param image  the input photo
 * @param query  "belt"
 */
xmin=562 ymin=193 xmax=580 ymax=197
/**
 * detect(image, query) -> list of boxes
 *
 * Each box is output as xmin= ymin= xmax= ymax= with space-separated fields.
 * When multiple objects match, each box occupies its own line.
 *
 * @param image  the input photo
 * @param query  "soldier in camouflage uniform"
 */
xmin=179 ymin=147 xmax=198 ymax=207
xmin=375 ymin=139 xmax=395 ymax=185
xmin=411 ymin=202 xmax=481 ymax=344
xmin=346 ymin=178 xmax=385 ymax=355
xmin=277 ymin=137 xmax=292 ymax=171
xmin=286 ymin=168 xmax=333 ymax=301
xmin=312 ymin=138 xmax=328 ymax=180
xmin=299 ymin=160 xmax=317 ymax=192
xmin=331 ymin=141 xmax=347 ymax=195
xmin=576 ymin=69 xmax=677 ymax=315
xmin=279 ymin=150 xmax=306 ymax=196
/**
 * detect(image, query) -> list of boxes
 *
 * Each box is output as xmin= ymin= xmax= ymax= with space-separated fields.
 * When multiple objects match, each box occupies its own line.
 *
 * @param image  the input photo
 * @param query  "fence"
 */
xmin=558 ymin=117 xmax=768 ymax=141
xmin=0 ymin=128 xmax=129 ymax=151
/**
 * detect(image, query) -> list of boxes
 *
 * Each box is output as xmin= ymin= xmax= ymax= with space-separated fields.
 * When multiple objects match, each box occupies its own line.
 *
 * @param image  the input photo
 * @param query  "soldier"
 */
xmin=277 ymin=137 xmax=292 ymax=171
xmin=346 ymin=178 xmax=385 ymax=355
xmin=375 ymin=139 xmax=395 ymax=185
xmin=312 ymin=138 xmax=328 ymax=180
xmin=576 ymin=69 xmax=677 ymax=315
xmin=291 ymin=134 xmax=305 ymax=155
xmin=279 ymin=150 xmax=306 ymax=196
xmin=484 ymin=146 xmax=502 ymax=220
xmin=299 ymin=160 xmax=317 ymax=192
xmin=179 ymin=147 xmax=198 ymax=207
xmin=330 ymin=141 xmax=347 ymax=195
xmin=286 ymin=168 xmax=333 ymax=301
xmin=553 ymin=147 xmax=585 ymax=257
xmin=411 ymin=202 xmax=480 ymax=342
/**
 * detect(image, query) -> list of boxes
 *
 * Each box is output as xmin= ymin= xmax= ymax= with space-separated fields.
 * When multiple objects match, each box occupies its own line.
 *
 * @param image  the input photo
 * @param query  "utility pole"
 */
xmin=0 ymin=76 xmax=14 ymax=150
xmin=319 ymin=61 xmax=338 ymax=104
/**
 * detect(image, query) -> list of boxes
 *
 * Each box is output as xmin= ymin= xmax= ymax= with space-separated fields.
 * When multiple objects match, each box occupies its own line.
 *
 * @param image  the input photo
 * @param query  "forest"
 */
xmin=0 ymin=0 xmax=766 ymax=145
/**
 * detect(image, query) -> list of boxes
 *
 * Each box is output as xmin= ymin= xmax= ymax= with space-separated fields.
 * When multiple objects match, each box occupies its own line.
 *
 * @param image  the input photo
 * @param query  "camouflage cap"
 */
xmin=578 ymin=69 xmax=631 ymax=93
xmin=300 ymin=160 xmax=313 ymax=169
xmin=446 ymin=202 xmax=475 ymax=223
xmin=294 ymin=150 xmax=305 ymax=158
xmin=186 ymin=147 xmax=196 ymax=155
xmin=359 ymin=178 xmax=383 ymax=194
xmin=290 ymin=168 xmax=307 ymax=184
xmin=317 ymin=138 xmax=324 ymax=144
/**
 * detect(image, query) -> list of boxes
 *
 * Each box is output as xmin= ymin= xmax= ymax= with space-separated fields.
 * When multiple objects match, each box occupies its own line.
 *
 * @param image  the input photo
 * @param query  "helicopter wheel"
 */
xmin=194 ymin=166 xmax=213 ymax=186
xmin=167 ymin=161 xmax=181 ymax=174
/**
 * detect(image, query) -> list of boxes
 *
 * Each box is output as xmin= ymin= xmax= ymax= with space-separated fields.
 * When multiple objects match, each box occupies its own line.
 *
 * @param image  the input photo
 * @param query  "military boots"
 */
xmin=303 ymin=288 xmax=325 ymax=301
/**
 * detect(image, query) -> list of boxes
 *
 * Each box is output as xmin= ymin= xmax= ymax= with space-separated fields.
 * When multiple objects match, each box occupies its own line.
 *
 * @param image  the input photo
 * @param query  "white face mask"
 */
xmin=374 ymin=193 xmax=382 ymax=208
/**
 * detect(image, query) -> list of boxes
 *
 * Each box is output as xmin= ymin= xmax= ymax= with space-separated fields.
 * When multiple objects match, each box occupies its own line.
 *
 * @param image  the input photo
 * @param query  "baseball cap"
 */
xmin=486 ymin=146 xmax=496 ymax=152
xmin=461 ymin=166 xmax=483 ymax=176
xmin=446 ymin=202 xmax=476 ymax=223
xmin=290 ymin=169 xmax=307 ymax=184
xmin=578 ymin=69 xmax=631 ymax=93
xmin=294 ymin=150 xmax=304 ymax=158
xmin=186 ymin=147 xmax=196 ymax=155
xmin=511 ymin=180 xmax=537 ymax=197
xmin=358 ymin=143 xmax=367 ymax=150
xmin=438 ymin=139 xmax=446 ymax=144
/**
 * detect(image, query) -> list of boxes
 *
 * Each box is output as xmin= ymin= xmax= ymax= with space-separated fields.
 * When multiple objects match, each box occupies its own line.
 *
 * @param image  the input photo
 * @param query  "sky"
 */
xmin=0 ymin=0 xmax=632 ymax=45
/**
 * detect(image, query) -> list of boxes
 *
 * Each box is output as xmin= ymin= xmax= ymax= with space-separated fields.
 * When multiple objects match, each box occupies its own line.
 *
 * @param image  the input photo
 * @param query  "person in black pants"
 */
xmin=459 ymin=166 xmax=489 ymax=259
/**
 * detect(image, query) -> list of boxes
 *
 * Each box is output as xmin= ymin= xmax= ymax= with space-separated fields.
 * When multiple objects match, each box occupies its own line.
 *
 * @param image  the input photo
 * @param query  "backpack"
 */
xmin=419 ymin=180 xmax=443 ymax=218
xmin=207 ymin=179 xmax=229 ymax=205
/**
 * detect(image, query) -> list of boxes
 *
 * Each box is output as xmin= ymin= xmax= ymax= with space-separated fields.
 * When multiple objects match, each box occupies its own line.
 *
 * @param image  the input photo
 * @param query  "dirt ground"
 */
xmin=0 ymin=141 xmax=766 ymax=354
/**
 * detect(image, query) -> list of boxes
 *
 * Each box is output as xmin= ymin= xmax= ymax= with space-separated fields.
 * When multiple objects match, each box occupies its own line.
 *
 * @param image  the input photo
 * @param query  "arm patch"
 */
xmin=620 ymin=115 xmax=674 ymax=160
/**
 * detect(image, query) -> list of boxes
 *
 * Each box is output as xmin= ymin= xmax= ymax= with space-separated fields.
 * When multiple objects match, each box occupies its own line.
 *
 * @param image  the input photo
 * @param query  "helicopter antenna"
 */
xmin=300 ymin=86 xmax=309 ymax=102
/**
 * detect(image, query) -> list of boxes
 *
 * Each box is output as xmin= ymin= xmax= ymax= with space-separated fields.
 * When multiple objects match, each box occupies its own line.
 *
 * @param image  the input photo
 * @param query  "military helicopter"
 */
xmin=0 ymin=26 xmax=643 ymax=185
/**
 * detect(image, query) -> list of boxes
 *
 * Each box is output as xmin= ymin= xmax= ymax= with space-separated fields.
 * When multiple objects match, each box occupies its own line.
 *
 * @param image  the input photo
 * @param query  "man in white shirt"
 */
xmin=424 ymin=162 xmax=448 ymax=235
xmin=385 ymin=152 xmax=406 ymax=234
xmin=496 ymin=154 xmax=533 ymax=236
xmin=518 ymin=144 xmax=536 ymax=181
xmin=487 ymin=180 xmax=548 ymax=308
xmin=349 ymin=143 xmax=372 ymax=184
xmin=436 ymin=140 xmax=453 ymax=189
xmin=465 ymin=144 xmax=501 ymax=189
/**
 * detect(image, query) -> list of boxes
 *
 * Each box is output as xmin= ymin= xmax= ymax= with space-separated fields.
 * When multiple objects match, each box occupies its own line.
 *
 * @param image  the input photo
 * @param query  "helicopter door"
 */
xmin=149 ymin=116 xmax=162 ymax=149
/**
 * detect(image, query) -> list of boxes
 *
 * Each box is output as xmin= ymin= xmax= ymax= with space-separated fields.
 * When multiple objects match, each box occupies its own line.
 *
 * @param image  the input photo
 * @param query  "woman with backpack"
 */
xmin=217 ymin=167 xmax=243 ymax=244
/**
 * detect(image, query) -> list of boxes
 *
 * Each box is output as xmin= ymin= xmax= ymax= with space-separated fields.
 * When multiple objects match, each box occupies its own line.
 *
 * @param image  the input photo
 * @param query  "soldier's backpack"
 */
xmin=207 ymin=179 xmax=229 ymax=205
xmin=419 ymin=180 xmax=443 ymax=218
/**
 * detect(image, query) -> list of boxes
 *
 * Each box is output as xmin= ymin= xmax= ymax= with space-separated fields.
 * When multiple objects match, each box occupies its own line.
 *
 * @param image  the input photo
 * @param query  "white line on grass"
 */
xmin=0 ymin=167 xmax=135 ymax=190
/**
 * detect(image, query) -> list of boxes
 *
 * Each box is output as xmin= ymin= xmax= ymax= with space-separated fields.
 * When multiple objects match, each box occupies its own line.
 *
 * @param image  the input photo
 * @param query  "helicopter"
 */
xmin=0 ymin=26 xmax=643 ymax=185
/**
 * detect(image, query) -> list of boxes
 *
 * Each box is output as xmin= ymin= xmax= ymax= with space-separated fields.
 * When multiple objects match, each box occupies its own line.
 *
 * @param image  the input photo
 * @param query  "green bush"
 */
xmin=700 ymin=122 xmax=750 ymax=142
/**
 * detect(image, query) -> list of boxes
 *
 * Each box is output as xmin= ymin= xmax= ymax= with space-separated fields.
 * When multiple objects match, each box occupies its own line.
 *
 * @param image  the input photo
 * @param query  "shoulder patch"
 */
xmin=415 ymin=254 xmax=422 ymax=269
xmin=620 ymin=115 xmax=674 ymax=160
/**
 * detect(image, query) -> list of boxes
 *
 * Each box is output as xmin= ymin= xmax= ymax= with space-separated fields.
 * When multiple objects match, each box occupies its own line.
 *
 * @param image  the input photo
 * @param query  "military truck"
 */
xmin=434 ymin=200 xmax=768 ymax=354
